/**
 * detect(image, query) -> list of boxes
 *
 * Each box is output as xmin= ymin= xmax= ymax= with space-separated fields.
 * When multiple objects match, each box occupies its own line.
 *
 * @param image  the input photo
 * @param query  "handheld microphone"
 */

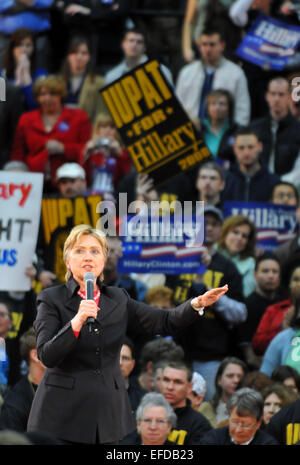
xmin=84 ymin=272 xmax=95 ymax=332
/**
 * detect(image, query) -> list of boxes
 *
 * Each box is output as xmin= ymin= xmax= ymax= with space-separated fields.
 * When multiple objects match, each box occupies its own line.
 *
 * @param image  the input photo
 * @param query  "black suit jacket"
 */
xmin=27 ymin=278 xmax=198 ymax=444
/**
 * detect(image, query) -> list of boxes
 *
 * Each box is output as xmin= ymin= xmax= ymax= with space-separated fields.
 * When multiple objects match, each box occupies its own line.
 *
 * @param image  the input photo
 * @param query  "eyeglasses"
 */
xmin=141 ymin=418 xmax=168 ymax=427
xmin=230 ymin=419 xmax=257 ymax=430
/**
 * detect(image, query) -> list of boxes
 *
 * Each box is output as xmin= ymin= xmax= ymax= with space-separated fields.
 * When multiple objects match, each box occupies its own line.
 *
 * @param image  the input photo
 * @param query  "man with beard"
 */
xmin=55 ymin=163 xmax=87 ymax=198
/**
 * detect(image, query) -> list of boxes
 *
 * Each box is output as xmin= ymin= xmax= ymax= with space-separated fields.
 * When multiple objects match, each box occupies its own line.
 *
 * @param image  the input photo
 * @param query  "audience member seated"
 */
xmin=0 ymin=328 xmax=45 ymax=432
xmin=120 ymin=337 xmax=147 ymax=415
xmin=55 ymin=162 xmax=87 ymax=198
xmin=266 ymin=397 xmax=300 ymax=444
xmin=145 ymin=286 xmax=174 ymax=310
xmin=135 ymin=339 xmax=185 ymax=393
xmin=176 ymin=27 xmax=250 ymax=125
xmin=194 ymin=161 xmax=225 ymax=209
xmin=0 ymin=274 xmax=37 ymax=387
xmin=217 ymin=215 xmax=257 ymax=297
xmin=103 ymin=236 xmax=147 ymax=302
xmin=240 ymin=370 xmax=272 ymax=393
xmin=271 ymin=365 xmax=300 ymax=395
xmin=222 ymin=126 xmax=279 ymax=202
xmin=10 ymin=74 xmax=92 ymax=193
xmin=0 ymin=80 xmax=24 ymax=168
xmin=167 ymin=206 xmax=247 ymax=400
xmin=261 ymin=382 xmax=298 ymax=428
xmin=252 ymin=263 xmax=300 ymax=356
xmin=105 ymin=28 xmax=173 ymax=86
xmin=60 ymin=35 xmax=109 ymax=125
xmin=120 ymin=392 xmax=176 ymax=445
xmin=2 ymin=28 xmax=48 ymax=110
xmin=188 ymin=372 xmax=207 ymax=411
xmin=260 ymin=297 xmax=300 ymax=377
xmin=181 ymin=0 xmax=240 ymax=64
xmin=236 ymin=253 xmax=285 ymax=369
xmin=0 ymin=302 xmax=12 ymax=396
xmin=199 ymin=387 xmax=278 ymax=444
xmin=198 ymin=357 xmax=247 ymax=428
xmin=83 ymin=113 xmax=131 ymax=198
xmin=160 ymin=360 xmax=212 ymax=445
xmin=200 ymin=89 xmax=238 ymax=163
xmin=250 ymin=77 xmax=300 ymax=177
xmin=270 ymin=181 xmax=299 ymax=207
xmin=0 ymin=0 xmax=54 ymax=70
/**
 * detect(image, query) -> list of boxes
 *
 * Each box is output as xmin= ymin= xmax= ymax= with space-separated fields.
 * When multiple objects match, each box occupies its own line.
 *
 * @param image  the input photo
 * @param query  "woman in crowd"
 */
xmin=260 ymin=298 xmax=300 ymax=377
xmin=261 ymin=382 xmax=298 ymax=427
xmin=2 ymin=28 xmax=48 ymax=110
xmin=271 ymin=365 xmax=300 ymax=396
xmin=83 ymin=112 xmax=131 ymax=198
xmin=201 ymin=89 xmax=238 ymax=163
xmin=27 ymin=224 xmax=228 ymax=444
xmin=252 ymin=264 xmax=300 ymax=355
xmin=217 ymin=215 xmax=257 ymax=297
xmin=198 ymin=356 xmax=247 ymax=428
xmin=60 ymin=36 xmax=109 ymax=125
xmin=11 ymin=74 xmax=92 ymax=192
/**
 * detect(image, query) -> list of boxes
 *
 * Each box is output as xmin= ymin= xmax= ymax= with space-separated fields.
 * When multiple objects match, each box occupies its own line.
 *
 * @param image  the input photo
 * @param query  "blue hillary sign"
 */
xmin=236 ymin=14 xmax=300 ymax=70
xmin=118 ymin=214 xmax=206 ymax=274
xmin=223 ymin=201 xmax=298 ymax=252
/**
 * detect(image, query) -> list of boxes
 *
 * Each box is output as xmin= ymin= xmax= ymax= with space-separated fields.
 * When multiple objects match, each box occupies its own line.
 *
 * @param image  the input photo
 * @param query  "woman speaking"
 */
xmin=27 ymin=224 xmax=228 ymax=444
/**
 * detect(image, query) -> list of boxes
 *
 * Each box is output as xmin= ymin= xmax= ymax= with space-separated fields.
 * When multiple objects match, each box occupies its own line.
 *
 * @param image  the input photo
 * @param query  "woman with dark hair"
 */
xmin=198 ymin=356 xmax=247 ymax=428
xmin=2 ymin=28 xmax=48 ymax=110
xmin=217 ymin=215 xmax=257 ymax=297
xmin=260 ymin=298 xmax=300 ymax=377
xmin=271 ymin=365 xmax=300 ymax=395
xmin=60 ymin=36 xmax=109 ymax=124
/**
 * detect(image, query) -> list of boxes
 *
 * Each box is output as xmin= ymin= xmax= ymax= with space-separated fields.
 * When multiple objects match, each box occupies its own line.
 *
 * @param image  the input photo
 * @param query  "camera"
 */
xmin=94 ymin=138 xmax=111 ymax=149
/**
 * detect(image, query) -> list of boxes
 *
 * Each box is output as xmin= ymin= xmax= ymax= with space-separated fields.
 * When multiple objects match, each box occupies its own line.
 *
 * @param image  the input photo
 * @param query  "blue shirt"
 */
xmin=0 ymin=0 xmax=54 ymax=35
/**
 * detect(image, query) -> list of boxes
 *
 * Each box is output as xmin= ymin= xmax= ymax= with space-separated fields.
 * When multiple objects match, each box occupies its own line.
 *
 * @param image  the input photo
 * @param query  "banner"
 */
xmin=41 ymin=194 xmax=102 ymax=282
xmin=118 ymin=214 xmax=206 ymax=274
xmin=0 ymin=171 xmax=43 ymax=291
xmin=223 ymin=201 xmax=298 ymax=252
xmin=236 ymin=14 xmax=300 ymax=70
xmin=100 ymin=60 xmax=211 ymax=186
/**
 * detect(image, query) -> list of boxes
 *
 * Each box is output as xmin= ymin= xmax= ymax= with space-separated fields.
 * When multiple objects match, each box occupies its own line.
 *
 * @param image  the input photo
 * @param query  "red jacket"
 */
xmin=252 ymin=299 xmax=292 ymax=355
xmin=11 ymin=107 xmax=92 ymax=186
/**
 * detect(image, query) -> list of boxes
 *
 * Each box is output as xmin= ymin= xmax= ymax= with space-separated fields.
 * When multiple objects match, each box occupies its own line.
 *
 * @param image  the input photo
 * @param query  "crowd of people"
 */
xmin=1 ymin=0 xmax=300 ymax=447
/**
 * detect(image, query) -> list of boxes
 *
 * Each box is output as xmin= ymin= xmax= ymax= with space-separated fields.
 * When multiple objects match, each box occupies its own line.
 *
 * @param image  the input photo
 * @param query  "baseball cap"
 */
xmin=56 ymin=163 xmax=86 ymax=181
xmin=204 ymin=205 xmax=224 ymax=223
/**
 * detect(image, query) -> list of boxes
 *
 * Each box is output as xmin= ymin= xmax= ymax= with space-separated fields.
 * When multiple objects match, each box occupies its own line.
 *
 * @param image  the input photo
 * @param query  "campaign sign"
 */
xmin=118 ymin=213 xmax=206 ymax=274
xmin=41 ymin=194 xmax=102 ymax=282
xmin=223 ymin=201 xmax=298 ymax=252
xmin=100 ymin=60 xmax=211 ymax=186
xmin=0 ymin=171 xmax=43 ymax=291
xmin=236 ymin=14 xmax=300 ymax=70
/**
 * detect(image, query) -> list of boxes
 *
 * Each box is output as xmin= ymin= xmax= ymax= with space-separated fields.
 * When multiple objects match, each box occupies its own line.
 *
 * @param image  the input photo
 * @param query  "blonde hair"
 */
xmin=63 ymin=224 xmax=108 ymax=281
xmin=33 ymin=74 xmax=67 ymax=99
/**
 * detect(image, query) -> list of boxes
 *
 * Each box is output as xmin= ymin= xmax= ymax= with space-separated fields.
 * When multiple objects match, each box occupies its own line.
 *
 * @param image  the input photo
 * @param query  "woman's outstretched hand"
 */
xmin=191 ymin=284 xmax=228 ymax=310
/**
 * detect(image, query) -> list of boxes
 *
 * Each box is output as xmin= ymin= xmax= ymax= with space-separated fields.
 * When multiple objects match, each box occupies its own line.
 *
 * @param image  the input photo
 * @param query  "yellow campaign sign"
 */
xmin=101 ymin=60 xmax=211 ymax=186
xmin=41 ymin=195 xmax=102 ymax=282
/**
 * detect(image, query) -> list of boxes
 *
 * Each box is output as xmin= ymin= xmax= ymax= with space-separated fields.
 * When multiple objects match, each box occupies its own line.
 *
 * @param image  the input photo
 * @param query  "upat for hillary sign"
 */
xmin=223 ymin=201 xmax=298 ymax=252
xmin=0 ymin=171 xmax=43 ymax=291
xmin=100 ymin=60 xmax=211 ymax=186
xmin=236 ymin=14 xmax=300 ymax=70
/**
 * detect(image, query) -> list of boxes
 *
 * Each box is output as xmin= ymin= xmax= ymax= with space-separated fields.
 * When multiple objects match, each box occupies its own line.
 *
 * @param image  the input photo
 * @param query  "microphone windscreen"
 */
xmin=84 ymin=272 xmax=95 ymax=282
